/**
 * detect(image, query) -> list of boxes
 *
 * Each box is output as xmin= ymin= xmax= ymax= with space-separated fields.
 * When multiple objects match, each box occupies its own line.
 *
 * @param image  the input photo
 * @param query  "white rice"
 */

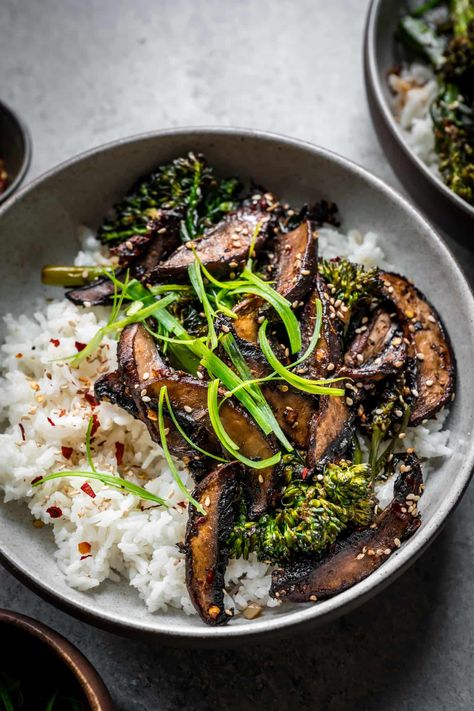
xmin=0 ymin=227 xmax=451 ymax=617
xmin=388 ymin=62 xmax=439 ymax=173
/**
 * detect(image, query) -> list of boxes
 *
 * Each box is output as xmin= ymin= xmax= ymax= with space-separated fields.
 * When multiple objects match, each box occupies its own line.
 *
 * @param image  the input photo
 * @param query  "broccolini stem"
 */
xmin=41 ymin=265 xmax=107 ymax=286
xmin=398 ymin=15 xmax=447 ymax=67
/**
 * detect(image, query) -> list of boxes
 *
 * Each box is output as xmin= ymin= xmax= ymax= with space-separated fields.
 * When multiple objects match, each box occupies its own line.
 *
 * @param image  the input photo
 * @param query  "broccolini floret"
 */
xmin=318 ymin=258 xmax=381 ymax=314
xmin=228 ymin=462 xmax=375 ymax=563
xmin=98 ymin=153 xmax=241 ymax=244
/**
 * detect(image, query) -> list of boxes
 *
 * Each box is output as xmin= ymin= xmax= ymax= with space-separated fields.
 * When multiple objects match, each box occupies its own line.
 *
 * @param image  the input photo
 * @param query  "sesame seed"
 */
xmin=221 ymin=325 xmax=230 ymax=333
xmin=392 ymin=337 xmax=402 ymax=346
xmin=416 ymin=353 xmax=425 ymax=361
xmin=346 ymin=397 xmax=354 ymax=406
xmin=428 ymin=314 xmax=436 ymax=323
xmin=425 ymin=379 xmax=434 ymax=387
xmin=398 ymin=432 xmax=406 ymax=439
xmin=383 ymin=548 xmax=391 ymax=555
xmin=204 ymin=496 xmax=211 ymax=507
xmin=356 ymin=553 xmax=365 ymax=560
xmin=142 ymin=372 xmax=150 ymax=381
xmin=326 ymin=363 xmax=335 ymax=371
xmin=258 ymin=474 xmax=264 ymax=484
xmin=356 ymin=353 xmax=364 ymax=363
xmin=301 ymin=269 xmax=311 ymax=276
xmin=394 ymin=537 xmax=401 ymax=548
xmin=394 ymin=409 xmax=404 ymax=418
xmin=142 ymin=395 xmax=151 ymax=403
xmin=184 ymin=405 xmax=193 ymax=413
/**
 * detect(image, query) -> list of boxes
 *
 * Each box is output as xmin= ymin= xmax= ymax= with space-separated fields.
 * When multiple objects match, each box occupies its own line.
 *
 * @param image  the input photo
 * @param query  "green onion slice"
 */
xmin=207 ymin=380 xmax=282 ymax=469
xmin=258 ymin=319 xmax=345 ymax=396
xmin=32 ymin=471 xmax=168 ymax=507
xmin=157 ymin=387 xmax=205 ymax=513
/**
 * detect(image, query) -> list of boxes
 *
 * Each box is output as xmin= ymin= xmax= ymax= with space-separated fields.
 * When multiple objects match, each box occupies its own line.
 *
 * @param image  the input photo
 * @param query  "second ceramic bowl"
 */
xmin=364 ymin=0 xmax=474 ymax=246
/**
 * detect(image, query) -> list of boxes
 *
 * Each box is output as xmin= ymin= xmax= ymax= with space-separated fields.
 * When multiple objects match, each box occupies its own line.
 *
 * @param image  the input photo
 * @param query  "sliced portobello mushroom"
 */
xmin=299 ymin=274 xmax=343 ymax=380
xmin=232 ymin=296 xmax=264 ymax=345
xmin=270 ymin=453 xmax=423 ymax=602
xmin=94 ymin=370 xmax=138 ymax=418
xmin=145 ymin=372 xmax=280 ymax=517
xmin=307 ymin=396 xmax=354 ymax=470
xmin=274 ymin=220 xmax=318 ymax=304
xmin=115 ymin=323 xmax=218 ymax=475
xmin=154 ymin=202 xmax=275 ymax=280
xmin=217 ymin=317 xmax=317 ymax=449
xmin=379 ymin=272 xmax=455 ymax=425
xmin=303 ymin=274 xmax=353 ymax=468
xmin=185 ymin=462 xmax=241 ymax=625
xmin=340 ymin=308 xmax=407 ymax=382
xmin=66 ymin=210 xmax=181 ymax=306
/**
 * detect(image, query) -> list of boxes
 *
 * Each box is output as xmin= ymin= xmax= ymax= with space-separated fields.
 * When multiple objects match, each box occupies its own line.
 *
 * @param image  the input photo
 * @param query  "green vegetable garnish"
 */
xmin=258 ymin=319 xmax=345 ymax=396
xmin=228 ymin=461 xmax=375 ymax=562
xmin=157 ymin=386 xmax=205 ymax=513
xmin=207 ymin=379 xmax=282 ymax=469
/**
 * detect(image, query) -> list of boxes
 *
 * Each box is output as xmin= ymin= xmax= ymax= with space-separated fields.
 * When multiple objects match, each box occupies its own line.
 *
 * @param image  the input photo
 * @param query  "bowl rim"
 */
xmin=0 ymin=98 xmax=32 ymax=204
xmin=0 ymin=608 xmax=114 ymax=709
xmin=364 ymin=0 xmax=474 ymax=221
xmin=1 ymin=125 xmax=474 ymax=643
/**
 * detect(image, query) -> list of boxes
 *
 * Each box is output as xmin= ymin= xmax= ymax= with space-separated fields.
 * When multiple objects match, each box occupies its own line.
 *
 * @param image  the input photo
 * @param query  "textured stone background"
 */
xmin=1 ymin=1 xmax=473 ymax=709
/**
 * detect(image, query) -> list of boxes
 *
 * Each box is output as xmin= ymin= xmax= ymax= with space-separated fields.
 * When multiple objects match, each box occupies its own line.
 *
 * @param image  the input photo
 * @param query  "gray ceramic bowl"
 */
xmin=0 ymin=99 xmax=31 ymax=204
xmin=364 ymin=0 xmax=474 ymax=246
xmin=0 ymin=128 xmax=473 ymax=646
xmin=0 ymin=609 xmax=114 ymax=709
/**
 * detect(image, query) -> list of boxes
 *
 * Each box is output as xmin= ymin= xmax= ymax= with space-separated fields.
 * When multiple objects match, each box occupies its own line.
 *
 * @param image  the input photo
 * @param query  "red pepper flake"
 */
xmin=15 ymin=353 xmax=23 ymax=358
xmin=80 ymin=555 xmax=92 ymax=561
xmin=46 ymin=506 xmax=63 ymax=519
xmin=78 ymin=541 xmax=91 ymax=555
xmin=31 ymin=475 xmax=43 ymax=485
xmin=61 ymin=446 xmax=73 ymax=460
xmin=80 ymin=482 xmax=96 ymax=499
xmin=206 ymin=568 xmax=215 ymax=584
xmin=90 ymin=413 xmax=100 ymax=437
xmin=47 ymin=417 xmax=56 ymax=427
xmin=59 ymin=409 xmax=66 ymax=417
xmin=18 ymin=423 xmax=26 ymax=441
xmin=301 ymin=467 xmax=309 ymax=480
xmin=50 ymin=338 xmax=60 ymax=348
xmin=74 ymin=341 xmax=87 ymax=352
xmin=115 ymin=441 xmax=125 ymax=466
xmin=177 ymin=501 xmax=187 ymax=509
xmin=84 ymin=392 xmax=99 ymax=408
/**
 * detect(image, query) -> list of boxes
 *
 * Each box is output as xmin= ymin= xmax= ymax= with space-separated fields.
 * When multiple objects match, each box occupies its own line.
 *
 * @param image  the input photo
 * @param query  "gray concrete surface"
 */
xmin=1 ymin=1 xmax=473 ymax=709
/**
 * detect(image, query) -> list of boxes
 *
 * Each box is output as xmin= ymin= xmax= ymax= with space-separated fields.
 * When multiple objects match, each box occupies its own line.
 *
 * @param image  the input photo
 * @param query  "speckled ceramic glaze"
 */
xmin=0 ymin=609 xmax=113 ymax=709
xmin=364 ymin=0 xmax=474 ymax=246
xmin=0 ymin=99 xmax=31 ymax=204
xmin=0 ymin=128 xmax=473 ymax=646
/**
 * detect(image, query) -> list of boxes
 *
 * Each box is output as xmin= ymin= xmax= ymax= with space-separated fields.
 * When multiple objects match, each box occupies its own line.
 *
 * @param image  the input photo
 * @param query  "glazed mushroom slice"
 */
xmin=115 ymin=323 xmax=219 ymax=473
xmin=218 ymin=319 xmax=318 ymax=449
xmin=232 ymin=296 xmax=264 ymax=345
xmin=378 ymin=272 xmax=455 ymax=425
xmin=145 ymin=373 xmax=280 ymax=517
xmin=270 ymin=453 xmax=423 ymax=602
xmin=303 ymin=275 xmax=353 ymax=468
xmin=274 ymin=220 xmax=318 ymax=304
xmin=66 ymin=210 xmax=181 ymax=306
xmin=185 ymin=462 xmax=242 ymax=625
xmin=94 ymin=371 xmax=138 ymax=418
xmin=154 ymin=203 xmax=275 ymax=279
xmin=307 ymin=396 xmax=354 ymax=470
xmin=299 ymin=274 xmax=343 ymax=380
xmin=340 ymin=308 xmax=407 ymax=382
